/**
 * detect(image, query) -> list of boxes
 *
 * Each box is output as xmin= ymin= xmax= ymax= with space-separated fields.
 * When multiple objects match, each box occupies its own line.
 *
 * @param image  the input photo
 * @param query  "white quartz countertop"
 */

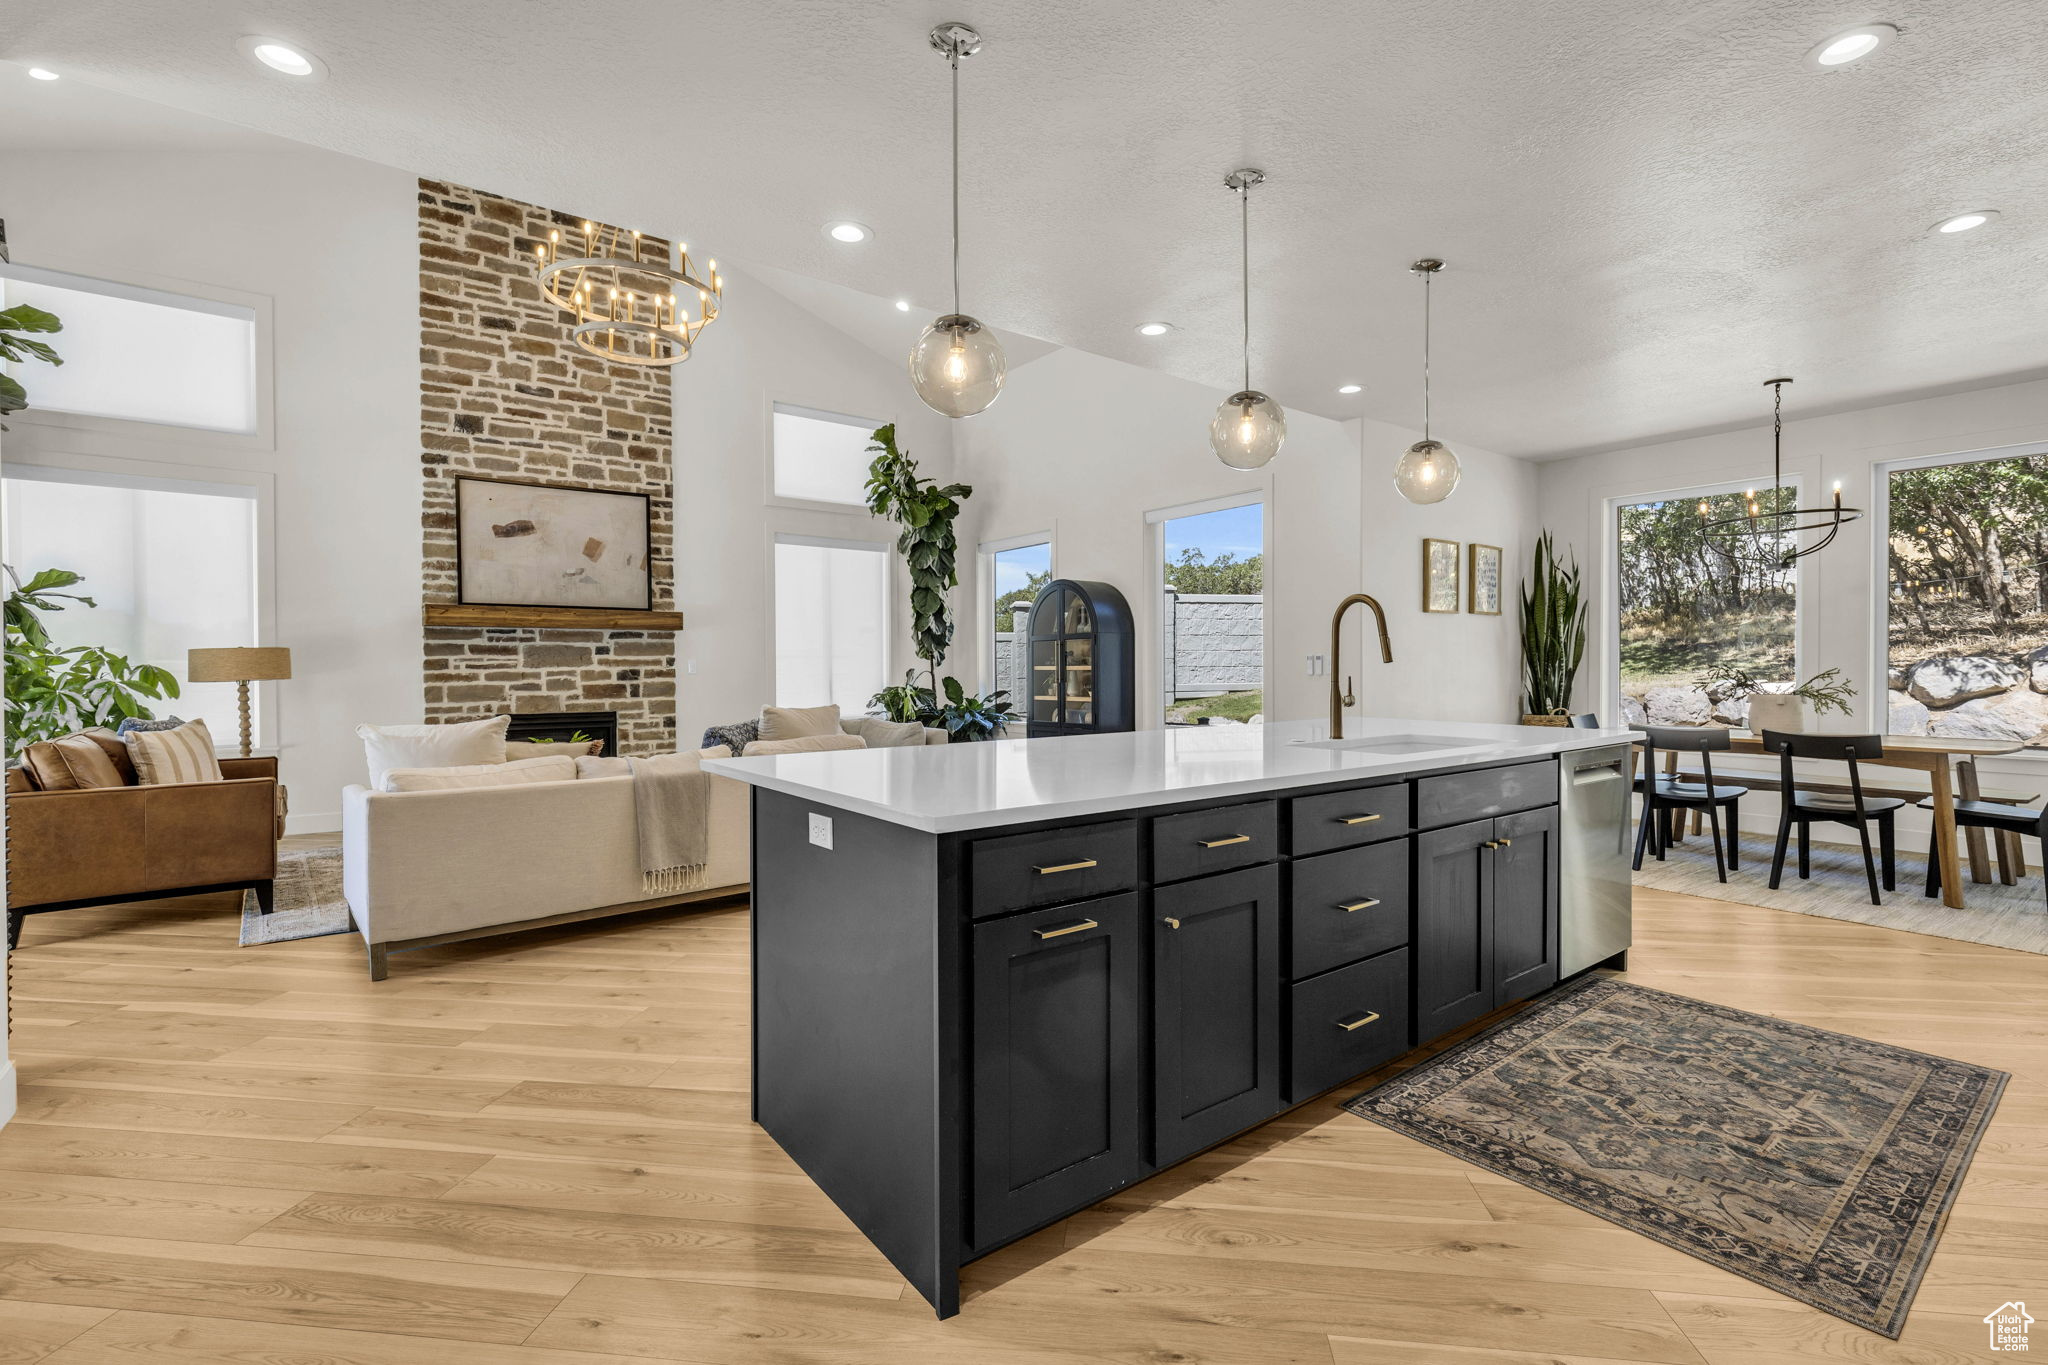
xmin=703 ymin=717 xmax=1637 ymax=834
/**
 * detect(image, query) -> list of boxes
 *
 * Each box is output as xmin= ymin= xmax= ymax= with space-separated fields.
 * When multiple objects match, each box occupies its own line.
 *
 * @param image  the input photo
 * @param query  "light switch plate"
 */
xmin=807 ymin=813 xmax=833 ymax=850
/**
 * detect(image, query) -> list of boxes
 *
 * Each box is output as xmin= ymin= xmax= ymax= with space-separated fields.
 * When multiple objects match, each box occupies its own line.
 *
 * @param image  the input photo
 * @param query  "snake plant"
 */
xmin=1520 ymin=532 xmax=1586 ymax=717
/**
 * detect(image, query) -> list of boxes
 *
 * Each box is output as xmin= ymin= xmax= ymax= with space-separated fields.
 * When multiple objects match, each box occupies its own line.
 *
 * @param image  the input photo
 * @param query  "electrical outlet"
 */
xmin=807 ymin=813 xmax=833 ymax=850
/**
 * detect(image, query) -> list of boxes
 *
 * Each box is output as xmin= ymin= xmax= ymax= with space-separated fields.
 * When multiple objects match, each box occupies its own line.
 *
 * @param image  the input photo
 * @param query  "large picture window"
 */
xmin=773 ymin=535 xmax=889 ymax=716
xmin=1885 ymin=448 xmax=2048 ymax=746
xmin=1615 ymin=484 xmax=1797 ymax=727
xmin=1150 ymin=498 xmax=1264 ymax=727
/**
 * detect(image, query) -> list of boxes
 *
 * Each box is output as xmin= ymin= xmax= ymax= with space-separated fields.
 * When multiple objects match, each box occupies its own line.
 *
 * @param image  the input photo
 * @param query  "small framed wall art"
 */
xmin=1468 ymin=542 xmax=1503 ymax=615
xmin=455 ymin=476 xmax=653 ymax=610
xmin=1423 ymin=537 xmax=1461 ymax=614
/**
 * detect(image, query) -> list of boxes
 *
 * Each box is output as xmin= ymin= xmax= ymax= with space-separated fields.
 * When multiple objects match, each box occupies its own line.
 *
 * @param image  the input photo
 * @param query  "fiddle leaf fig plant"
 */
xmin=0 ymin=302 xmax=64 ymax=428
xmin=864 ymin=423 xmax=972 ymax=693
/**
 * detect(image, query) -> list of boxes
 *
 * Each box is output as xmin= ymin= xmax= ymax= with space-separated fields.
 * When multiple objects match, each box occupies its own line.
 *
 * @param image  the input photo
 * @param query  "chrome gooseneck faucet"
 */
xmin=1330 ymin=594 xmax=1394 ymax=740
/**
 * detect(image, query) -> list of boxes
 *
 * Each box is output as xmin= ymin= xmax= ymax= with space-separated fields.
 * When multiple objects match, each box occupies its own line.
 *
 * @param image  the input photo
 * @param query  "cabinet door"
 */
xmin=971 ymin=894 xmax=1148 ymax=1250
xmin=1492 ymin=804 xmax=1560 ymax=1007
xmin=1153 ymin=864 xmax=1284 ymax=1166
xmin=1414 ymin=817 xmax=1497 ymax=1043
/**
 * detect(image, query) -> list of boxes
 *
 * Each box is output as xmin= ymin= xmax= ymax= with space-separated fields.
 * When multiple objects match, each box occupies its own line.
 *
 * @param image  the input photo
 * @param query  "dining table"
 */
xmin=1631 ymin=729 xmax=2026 ymax=909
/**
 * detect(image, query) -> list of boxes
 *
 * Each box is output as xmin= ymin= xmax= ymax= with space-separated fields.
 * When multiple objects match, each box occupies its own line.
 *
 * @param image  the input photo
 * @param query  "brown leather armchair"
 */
xmin=6 ymin=756 xmax=282 ymax=948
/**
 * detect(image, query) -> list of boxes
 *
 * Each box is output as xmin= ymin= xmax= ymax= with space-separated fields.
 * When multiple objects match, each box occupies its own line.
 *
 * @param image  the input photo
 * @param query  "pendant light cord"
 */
xmin=1421 ymin=270 xmax=1432 ymax=442
xmin=1239 ymin=181 xmax=1251 ymax=393
xmin=1771 ymin=380 xmax=1784 ymax=487
xmin=950 ymin=50 xmax=961 ymax=318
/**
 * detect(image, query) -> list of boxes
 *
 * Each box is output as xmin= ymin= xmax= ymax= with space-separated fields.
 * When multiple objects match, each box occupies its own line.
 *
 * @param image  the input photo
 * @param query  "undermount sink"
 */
xmin=1293 ymin=734 xmax=1495 ymax=755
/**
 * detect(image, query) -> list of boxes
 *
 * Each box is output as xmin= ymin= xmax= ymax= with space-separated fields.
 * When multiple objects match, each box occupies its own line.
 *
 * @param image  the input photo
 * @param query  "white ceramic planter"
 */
xmin=1745 ymin=690 xmax=1805 ymax=736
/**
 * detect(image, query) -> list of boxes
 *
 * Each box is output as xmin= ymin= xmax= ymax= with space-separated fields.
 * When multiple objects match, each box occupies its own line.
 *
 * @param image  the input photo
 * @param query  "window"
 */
xmin=1614 ymin=483 xmax=1797 ymax=727
xmin=772 ymin=404 xmax=880 ymax=507
xmin=985 ymin=537 xmax=1051 ymax=700
xmin=774 ymin=535 xmax=890 ymax=715
xmin=3 ymin=469 xmax=259 ymax=742
xmin=1884 ymin=446 xmax=2048 ymax=747
xmin=0 ymin=266 xmax=258 ymax=433
xmin=1150 ymin=498 xmax=1264 ymax=726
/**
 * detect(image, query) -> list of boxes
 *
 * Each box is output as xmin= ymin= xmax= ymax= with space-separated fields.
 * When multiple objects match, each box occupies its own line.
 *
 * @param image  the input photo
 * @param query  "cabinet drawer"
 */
xmin=1289 ymin=840 xmax=1410 ymax=980
xmin=1151 ymin=800 xmax=1278 ymax=885
xmin=1288 ymin=947 xmax=1413 ymax=1102
xmin=1288 ymin=782 xmax=1410 ymax=856
xmin=969 ymin=820 xmax=1140 ymax=920
xmin=1414 ymin=760 xmax=1558 ymax=831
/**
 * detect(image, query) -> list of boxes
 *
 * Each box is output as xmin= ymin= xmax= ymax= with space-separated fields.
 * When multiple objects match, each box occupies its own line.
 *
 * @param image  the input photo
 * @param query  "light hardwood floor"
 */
xmin=1 ymin=846 xmax=2042 ymax=1364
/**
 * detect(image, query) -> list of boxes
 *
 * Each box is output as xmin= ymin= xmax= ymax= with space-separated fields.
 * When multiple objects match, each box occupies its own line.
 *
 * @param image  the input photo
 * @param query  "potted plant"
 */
xmin=5 ymin=565 xmax=181 ymax=757
xmin=1694 ymin=664 xmax=1855 ymax=734
xmin=1519 ymin=533 xmax=1586 ymax=726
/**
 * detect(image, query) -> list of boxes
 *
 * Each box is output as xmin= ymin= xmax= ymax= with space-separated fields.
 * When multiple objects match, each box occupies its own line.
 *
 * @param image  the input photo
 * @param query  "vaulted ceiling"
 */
xmin=4 ymin=0 xmax=2044 ymax=456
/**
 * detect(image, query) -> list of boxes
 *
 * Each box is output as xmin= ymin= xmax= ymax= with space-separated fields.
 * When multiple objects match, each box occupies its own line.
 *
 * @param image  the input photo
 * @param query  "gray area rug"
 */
xmin=1346 ymin=975 xmax=2007 ymax=1338
xmin=1632 ymin=833 xmax=2048 ymax=954
xmin=240 ymin=847 xmax=352 ymax=945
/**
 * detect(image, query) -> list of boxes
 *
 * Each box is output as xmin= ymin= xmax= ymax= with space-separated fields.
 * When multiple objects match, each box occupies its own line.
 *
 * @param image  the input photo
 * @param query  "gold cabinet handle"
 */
xmin=1034 ymin=918 xmax=1099 ymax=940
xmin=1033 ymin=858 xmax=1099 ymax=875
xmin=1483 ymin=838 xmax=1514 ymax=850
xmin=1163 ymin=917 xmax=1182 ymax=929
xmin=1336 ymin=1010 xmax=1382 ymax=1031
xmin=1199 ymin=834 xmax=1252 ymax=849
xmin=1336 ymin=898 xmax=1381 ymax=913
xmin=1338 ymin=813 xmax=1383 ymax=826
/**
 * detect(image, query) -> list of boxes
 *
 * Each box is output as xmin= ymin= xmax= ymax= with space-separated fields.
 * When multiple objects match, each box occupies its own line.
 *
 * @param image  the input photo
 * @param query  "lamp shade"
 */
xmin=188 ymin=646 xmax=292 ymax=683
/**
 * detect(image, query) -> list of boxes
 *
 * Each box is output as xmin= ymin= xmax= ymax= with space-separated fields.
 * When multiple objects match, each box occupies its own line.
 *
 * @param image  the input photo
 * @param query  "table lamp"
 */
xmin=187 ymin=646 xmax=292 ymax=757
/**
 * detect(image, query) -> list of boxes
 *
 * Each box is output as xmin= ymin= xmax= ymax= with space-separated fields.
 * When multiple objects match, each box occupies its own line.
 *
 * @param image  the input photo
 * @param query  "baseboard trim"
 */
xmin=0 ymin=1058 xmax=17 ymax=1131
xmin=286 ymin=811 xmax=342 ymax=837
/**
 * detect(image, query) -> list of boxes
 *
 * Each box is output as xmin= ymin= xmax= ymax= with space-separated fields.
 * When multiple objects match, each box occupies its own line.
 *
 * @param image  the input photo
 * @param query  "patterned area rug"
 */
xmin=239 ymin=847 xmax=352 ymax=945
xmin=1632 ymin=834 xmax=2048 ymax=954
xmin=1345 ymin=975 xmax=2006 ymax=1338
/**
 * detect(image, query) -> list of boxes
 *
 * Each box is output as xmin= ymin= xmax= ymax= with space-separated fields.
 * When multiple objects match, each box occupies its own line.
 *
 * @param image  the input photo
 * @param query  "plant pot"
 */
xmin=1520 ymin=712 xmax=1571 ymax=728
xmin=1744 ymin=691 xmax=1805 ymax=736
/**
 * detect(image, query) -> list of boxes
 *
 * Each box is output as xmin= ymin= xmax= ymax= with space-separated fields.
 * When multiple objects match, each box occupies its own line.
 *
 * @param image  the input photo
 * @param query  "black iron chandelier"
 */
xmin=1703 ymin=377 xmax=1860 ymax=567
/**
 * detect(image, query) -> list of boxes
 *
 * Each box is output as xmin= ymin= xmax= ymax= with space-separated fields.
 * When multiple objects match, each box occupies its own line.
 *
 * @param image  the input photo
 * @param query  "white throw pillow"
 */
xmin=741 ymin=734 xmax=867 ymax=757
xmin=381 ymin=754 xmax=576 ymax=792
xmin=758 ymin=704 xmax=841 ymax=741
xmin=358 ymin=715 xmax=509 ymax=791
xmin=842 ymin=716 xmax=932 ymax=748
xmin=125 ymin=718 xmax=224 ymax=785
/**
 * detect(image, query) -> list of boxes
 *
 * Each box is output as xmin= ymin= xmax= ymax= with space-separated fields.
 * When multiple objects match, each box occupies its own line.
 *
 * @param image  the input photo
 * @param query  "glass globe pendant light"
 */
xmin=908 ymin=22 xmax=1006 ymax=418
xmin=1393 ymin=258 xmax=1462 ymax=504
xmin=1210 ymin=169 xmax=1286 ymax=469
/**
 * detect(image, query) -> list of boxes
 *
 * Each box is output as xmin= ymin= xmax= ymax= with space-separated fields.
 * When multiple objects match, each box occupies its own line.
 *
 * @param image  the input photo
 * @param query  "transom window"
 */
xmin=772 ymin=404 xmax=881 ymax=507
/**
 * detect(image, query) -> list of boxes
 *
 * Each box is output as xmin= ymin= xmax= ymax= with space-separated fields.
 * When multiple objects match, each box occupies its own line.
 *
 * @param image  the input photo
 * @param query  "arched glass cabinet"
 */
xmin=1025 ymin=579 xmax=1134 ymax=736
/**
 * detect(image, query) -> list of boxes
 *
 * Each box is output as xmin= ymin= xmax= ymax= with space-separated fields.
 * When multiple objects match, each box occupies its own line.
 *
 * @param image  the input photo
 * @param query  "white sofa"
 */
xmin=342 ymin=764 xmax=749 ymax=980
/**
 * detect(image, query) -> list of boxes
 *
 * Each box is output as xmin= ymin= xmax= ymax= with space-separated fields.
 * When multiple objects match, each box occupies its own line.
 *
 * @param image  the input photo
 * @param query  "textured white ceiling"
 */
xmin=3 ymin=0 xmax=2044 ymax=457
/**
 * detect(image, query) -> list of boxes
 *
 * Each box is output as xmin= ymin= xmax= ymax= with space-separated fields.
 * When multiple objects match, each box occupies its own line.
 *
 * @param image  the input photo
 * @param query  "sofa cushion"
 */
xmin=125 ymin=718 xmax=225 ymax=786
xmin=78 ymin=727 xmax=139 ymax=783
xmin=22 ymin=731 xmax=131 ymax=790
xmin=358 ymin=715 xmax=510 ymax=791
xmin=576 ymin=755 xmax=632 ymax=779
xmin=758 ymin=704 xmax=840 ymax=742
xmin=841 ymin=716 xmax=933 ymax=748
xmin=505 ymin=738 xmax=603 ymax=761
xmin=742 ymin=733 xmax=867 ymax=757
xmin=382 ymin=754 xmax=576 ymax=792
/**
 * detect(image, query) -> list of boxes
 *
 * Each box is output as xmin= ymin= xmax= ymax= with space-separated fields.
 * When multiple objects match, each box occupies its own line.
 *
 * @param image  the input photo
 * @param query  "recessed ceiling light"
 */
xmin=1805 ymin=23 xmax=1897 ymax=70
xmin=1136 ymin=322 xmax=1173 ymax=336
xmin=825 ymin=221 xmax=871 ymax=244
xmin=895 ymin=299 xmax=911 ymax=312
xmin=1932 ymin=210 xmax=2000 ymax=234
xmin=235 ymin=35 xmax=328 ymax=80
xmin=1337 ymin=384 xmax=1362 ymax=394
xmin=26 ymin=67 xmax=59 ymax=81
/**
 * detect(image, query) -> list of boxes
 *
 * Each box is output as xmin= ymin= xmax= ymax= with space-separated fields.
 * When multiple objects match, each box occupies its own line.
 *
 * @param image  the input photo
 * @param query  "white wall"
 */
xmin=1537 ymin=374 xmax=2048 ymax=847
xmin=954 ymin=347 xmax=1537 ymax=730
xmin=0 ymin=148 xmax=419 ymax=832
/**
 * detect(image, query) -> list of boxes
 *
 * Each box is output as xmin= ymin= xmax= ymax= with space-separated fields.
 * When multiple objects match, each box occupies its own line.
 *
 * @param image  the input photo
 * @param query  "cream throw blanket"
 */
xmin=629 ymin=752 xmax=713 ymax=895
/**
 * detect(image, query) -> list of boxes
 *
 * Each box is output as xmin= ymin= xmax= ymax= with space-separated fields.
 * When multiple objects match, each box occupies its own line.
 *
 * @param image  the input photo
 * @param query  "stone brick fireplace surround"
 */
xmin=418 ymin=179 xmax=676 ymax=754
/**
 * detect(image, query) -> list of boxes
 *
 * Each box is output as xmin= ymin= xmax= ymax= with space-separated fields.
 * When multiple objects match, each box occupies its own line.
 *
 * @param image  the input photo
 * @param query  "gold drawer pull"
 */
xmin=1338 ymin=813 xmax=1383 ymax=826
xmin=1199 ymin=834 xmax=1252 ymax=849
xmin=1034 ymin=858 xmax=1099 ymax=876
xmin=1483 ymin=838 xmax=1514 ymax=850
xmin=1336 ymin=898 xmax=1381 ymax=913
xmin=1497 ymin=837 xmax=1512 ymax=848
xmin=1034 ymin=918 xmax=1099 ymax=940
xmin=1336 ymin=1010 xmax=1382 ymax=1031
xmin=1163 ymin=917 xmax=1182 ymax=929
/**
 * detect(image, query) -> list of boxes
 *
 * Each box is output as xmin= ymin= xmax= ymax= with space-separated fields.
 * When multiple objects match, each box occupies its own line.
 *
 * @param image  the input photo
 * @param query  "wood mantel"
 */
xmin=423 ymin=603 xmax=684 ymax=632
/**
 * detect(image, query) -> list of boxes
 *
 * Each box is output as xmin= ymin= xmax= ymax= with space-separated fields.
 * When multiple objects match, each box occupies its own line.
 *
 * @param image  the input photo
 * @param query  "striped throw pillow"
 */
xmin=125 ymin=717 xmax=225 ymax=786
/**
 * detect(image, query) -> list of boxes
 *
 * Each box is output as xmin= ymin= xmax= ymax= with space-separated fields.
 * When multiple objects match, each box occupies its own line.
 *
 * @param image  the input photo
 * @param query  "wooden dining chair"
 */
xmin=1633 ymin=726 xmax=1747 ymax=882
xmin=1921 ymin=798 xmax=2048 ymax=908
xmin=1761 ymin=730 xmax=1901 ymax=906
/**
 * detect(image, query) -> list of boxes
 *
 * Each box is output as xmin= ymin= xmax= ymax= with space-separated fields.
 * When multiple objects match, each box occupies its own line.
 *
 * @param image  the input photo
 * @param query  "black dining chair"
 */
xmin=1633 ymin=726 xmax=1747 ymax=882
xmin=1761 ymin=730 xmax=1901 ymax=906
xmin=1921 ymin=799 xmax=2048 ymax=908
xmin=1569 ymin=713 xmax=1601 ymax=728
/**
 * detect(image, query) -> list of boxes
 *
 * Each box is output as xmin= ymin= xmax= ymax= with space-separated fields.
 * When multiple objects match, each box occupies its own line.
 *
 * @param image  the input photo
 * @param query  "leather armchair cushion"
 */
xmin=21 ymin=731 xmax=130 ymax=790
xmin=6 ymin=776 xmax=277 ymax=909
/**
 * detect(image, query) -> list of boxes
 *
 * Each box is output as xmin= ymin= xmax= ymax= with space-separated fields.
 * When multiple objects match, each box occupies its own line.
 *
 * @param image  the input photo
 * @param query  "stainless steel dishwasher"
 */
xmin=1559 ymin=743 xmax=1634 ymax=976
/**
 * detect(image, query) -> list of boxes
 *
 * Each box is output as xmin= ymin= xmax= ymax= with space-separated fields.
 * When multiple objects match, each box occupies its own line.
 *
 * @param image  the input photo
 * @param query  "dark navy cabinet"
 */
xmin=1024 ymin=579 xmax=1134 ymax=736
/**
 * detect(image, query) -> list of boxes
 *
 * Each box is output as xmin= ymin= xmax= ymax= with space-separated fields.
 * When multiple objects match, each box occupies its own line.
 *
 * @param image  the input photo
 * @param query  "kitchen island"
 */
xmin=705 ymin=717 xmax=1636 ymax=1315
